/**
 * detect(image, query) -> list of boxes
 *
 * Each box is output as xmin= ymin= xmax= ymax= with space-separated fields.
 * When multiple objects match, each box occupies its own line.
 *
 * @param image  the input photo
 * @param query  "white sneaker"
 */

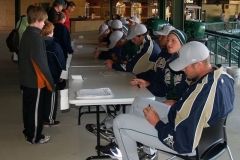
xmin=38 ymin=135 xmax=50 ymax=144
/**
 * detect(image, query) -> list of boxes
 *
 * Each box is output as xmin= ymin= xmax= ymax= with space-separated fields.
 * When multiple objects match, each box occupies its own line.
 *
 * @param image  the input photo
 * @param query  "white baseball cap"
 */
xmin=153 ymin=25 xmax=175 ymax=36
xmin=111 ymin=20 xmax=123 ymax=29
xmin=107 ymin=20 xmax=113 ymax=27
xmin=126 ymin=24 xmax=147 ymax=40
xmin=169 ymin=41 xmax=210 ymax=71
xmin=99 ymin=23 xmax=109 ymax=36
xmin=120 ymin=17 xmax=129 ymax=25
xmin=108 ymin=31 xmax=124 ymax=49
xmin=129 ymin=16 xmax=141 ymax=24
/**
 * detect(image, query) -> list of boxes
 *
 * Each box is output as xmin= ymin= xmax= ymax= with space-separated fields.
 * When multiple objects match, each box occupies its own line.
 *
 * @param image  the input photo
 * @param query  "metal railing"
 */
xmin=205 ymin=21 xmax=240 ymax=35
xmin=204 ymin=27 xmax=240 ymax=67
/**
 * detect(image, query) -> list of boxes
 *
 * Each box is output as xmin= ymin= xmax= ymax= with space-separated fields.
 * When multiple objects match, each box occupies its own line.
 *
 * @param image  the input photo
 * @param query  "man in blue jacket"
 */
xmin=104 ymin=24 xmax=160 ymax=75
xmin=99 ymin=41 xmax=235 ymax=159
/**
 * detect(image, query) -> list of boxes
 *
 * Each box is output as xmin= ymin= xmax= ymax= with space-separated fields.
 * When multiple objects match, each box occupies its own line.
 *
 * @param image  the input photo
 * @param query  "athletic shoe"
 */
xmin=138 ymin=145 xmax=157 ymax=160
xmin=139 ymin=152 xmax=157 ymax=160
xmin=43 ymin=121 xmax=60 ymax=127
xmin=26 ymin=135 xmax=50 ymax=144
xmin=85 ymin=123 xmax=114 ymax=142
xmin=96 ymin=142 xmax=122 ymax=159
xmin=38 ymin=135 xmax=50 ymax=144
xmin=85 ymin=123 xmax=98 ymax=135
xmin=99 ymin=127 xmax=114 ymax=142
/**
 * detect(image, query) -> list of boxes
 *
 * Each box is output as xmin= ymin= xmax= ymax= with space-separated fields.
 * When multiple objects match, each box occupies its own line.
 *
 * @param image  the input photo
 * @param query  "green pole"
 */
xmin=172 ymin=0 xmax=184 ymax=30
xmin=158 ymin=0 xmax=166 ymax=20
xmin=15 ymin=0 xmax=21 ymax=24
xmin=109 ymin=0 xmax=113 ymax=19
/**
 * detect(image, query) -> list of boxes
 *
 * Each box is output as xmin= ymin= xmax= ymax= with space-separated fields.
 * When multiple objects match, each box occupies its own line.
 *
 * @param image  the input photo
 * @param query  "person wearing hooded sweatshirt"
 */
xmin=131 ymin=29 xmax=189 ymax=106
xmin=41 ymin=21 xmax=66 ymax=126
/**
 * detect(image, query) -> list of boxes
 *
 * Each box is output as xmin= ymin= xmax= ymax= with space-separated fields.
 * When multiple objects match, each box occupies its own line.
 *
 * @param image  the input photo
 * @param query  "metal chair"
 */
xmin=157 ymin=117 xmax=234 ymax=160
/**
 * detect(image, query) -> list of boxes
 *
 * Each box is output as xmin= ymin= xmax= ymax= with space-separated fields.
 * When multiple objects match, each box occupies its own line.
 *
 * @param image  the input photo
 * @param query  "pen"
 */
xmin=148 ymin=104 xmax=152 ymax=110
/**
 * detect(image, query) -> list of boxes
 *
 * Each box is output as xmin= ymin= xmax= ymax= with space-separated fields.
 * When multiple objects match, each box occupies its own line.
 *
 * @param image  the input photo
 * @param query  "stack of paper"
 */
xmin=71 ymin=75 xmax=83 ymax=80
xmin=76 ymin=88 xmax=113 ymax=99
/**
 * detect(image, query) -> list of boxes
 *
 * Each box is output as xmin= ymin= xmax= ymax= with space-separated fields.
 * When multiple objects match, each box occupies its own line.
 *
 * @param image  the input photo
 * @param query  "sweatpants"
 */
xmin=113 ymin=97 xmax=178 ymax=160
xmin=22 ymin=86 xmax=47 ymax=143
xmin=43 ymin=89 xmax=58 ymax=124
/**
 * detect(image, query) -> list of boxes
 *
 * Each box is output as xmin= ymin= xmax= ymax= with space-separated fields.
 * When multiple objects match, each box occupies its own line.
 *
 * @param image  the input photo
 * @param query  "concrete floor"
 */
xmin=0 ymin=31 xmax=239 ymax=160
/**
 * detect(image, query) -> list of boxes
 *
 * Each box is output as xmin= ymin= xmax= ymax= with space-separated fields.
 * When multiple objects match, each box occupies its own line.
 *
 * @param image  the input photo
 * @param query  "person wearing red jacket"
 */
xmin=63 ymin=1 xmax=76 ymax=31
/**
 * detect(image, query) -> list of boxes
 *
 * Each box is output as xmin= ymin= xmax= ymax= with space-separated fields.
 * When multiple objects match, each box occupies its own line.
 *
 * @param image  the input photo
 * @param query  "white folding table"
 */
xmin=68 ymin=67 xmax=155 ymax=160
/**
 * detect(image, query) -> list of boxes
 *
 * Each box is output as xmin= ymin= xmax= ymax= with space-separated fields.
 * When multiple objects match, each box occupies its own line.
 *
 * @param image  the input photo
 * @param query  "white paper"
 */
xmin=60 ymin=70 xmax=68 ymax=80
xmin=76 ymin=88 xmax=113 ymax=99
xmin=60 ymin=89 xmax=69 ymax=110
xmin=72 ymin=75 xmax=83 ymax=80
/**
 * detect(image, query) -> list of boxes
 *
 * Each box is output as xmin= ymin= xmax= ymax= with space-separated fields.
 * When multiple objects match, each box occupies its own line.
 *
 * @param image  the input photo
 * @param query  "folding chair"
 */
xmin=157 ymin=117 xmax=234 ymax=160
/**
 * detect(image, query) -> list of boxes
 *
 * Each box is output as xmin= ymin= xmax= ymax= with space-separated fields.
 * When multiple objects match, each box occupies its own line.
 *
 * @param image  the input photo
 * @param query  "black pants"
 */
xmin=22 ymin=86 xmax=47 ymax=143
xmin=43 ymin=89 xmax=58 ymax=124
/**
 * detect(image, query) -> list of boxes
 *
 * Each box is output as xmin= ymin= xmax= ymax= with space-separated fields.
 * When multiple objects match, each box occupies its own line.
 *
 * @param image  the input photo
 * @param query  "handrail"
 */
xmin=204 ymin=29 xmax=240 ymax=67
xmin=205 ymin=29 xmax=240 ymax=40
xmin=205 ymin=21 xmax=240 ymax=33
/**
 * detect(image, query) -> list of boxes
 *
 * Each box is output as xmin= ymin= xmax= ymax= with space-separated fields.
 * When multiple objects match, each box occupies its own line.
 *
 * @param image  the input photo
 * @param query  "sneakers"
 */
xmin=26 ymin=135 xmax=50 ymax=144
xmin=139 ymin=152 xmax=157 ymax=160
xmin=99 ymin=128 xmax=114 ymax=142
xmin=38 ymin=135 xmax=51 ymax=144
xmin=96 ymin=142 xmax=122 ymax=159
xmin=138 ymin=145 xmax=157 ymax=160
xmin=85 ymin=123 xmax=114 ymax=142
xmin=85 ymin=123 xmax=97 ymax=134
xmin=97 ymin=142 xmax=156 ymax=160
xmin=43 ymin=121 xmax=60 ymax=127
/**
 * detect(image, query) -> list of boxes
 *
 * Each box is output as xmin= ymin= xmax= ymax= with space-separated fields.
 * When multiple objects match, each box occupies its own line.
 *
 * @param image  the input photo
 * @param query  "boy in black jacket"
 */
xmin=19 ymin=6 xmax=54 ymax=144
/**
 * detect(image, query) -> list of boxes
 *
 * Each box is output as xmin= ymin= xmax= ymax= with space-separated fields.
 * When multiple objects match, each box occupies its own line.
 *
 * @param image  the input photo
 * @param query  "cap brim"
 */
xmin=99 ymin=30 xmax=106 ymax=36
xmin=108 ymin=40 xmax=118 ymax=49
xmin=153 ymin=31 xmax=167 ymax=36
xmin=126 ymin=32 xmax=136 ymax=40
xmin=169 ymin=58 xmax=187 ymax=71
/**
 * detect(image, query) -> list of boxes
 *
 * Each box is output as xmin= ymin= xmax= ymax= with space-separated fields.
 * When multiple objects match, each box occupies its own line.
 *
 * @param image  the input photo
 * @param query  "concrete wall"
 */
xmin=0 ymin=0 xmax=15 ymax=31
xmin=0 ymin=0 xmax=88 ymax=31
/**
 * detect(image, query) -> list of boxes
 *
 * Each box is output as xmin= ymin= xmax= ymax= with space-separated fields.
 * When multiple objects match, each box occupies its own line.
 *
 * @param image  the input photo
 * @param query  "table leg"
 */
xmin=86 ymin=105 xmax=110 ymax=160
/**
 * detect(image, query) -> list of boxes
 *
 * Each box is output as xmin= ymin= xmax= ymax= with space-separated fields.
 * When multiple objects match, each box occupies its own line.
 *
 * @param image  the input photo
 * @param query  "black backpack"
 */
xmin=6 ymin=16 xmax=23 ymax=52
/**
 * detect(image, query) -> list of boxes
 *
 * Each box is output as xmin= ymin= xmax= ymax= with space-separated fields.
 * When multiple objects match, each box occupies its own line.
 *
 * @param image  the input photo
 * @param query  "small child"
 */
xmin=41 ymin=20 xmax=66 ymax=126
